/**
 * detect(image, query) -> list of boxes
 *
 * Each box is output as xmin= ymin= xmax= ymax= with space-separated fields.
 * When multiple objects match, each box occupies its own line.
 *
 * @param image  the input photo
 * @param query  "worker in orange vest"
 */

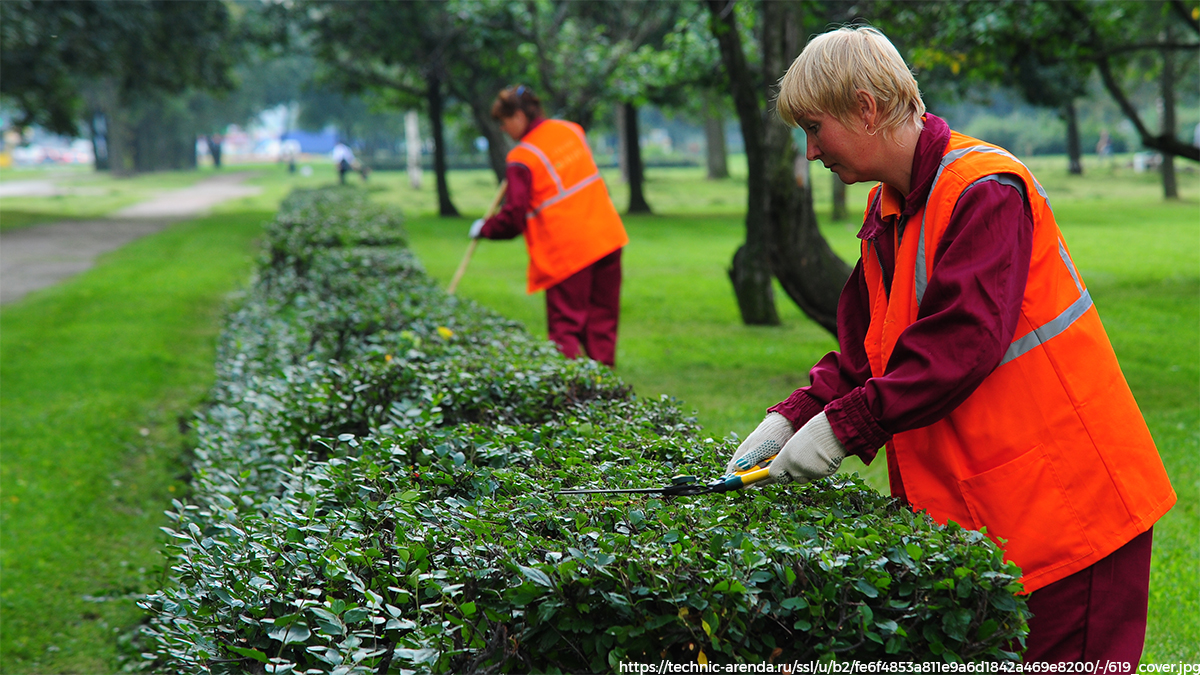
xmin=727 ymin=27 xmax=1175 ymax=669
xmin=469 ymin=85 xmax=629 ymax=367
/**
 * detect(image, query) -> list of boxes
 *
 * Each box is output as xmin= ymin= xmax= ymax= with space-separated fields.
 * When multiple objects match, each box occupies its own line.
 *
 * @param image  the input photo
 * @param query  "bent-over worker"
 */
xmin=729 ymin=26 xmax=1175 ymax=669
xmin=469 ymin=85 xmax=628 ymax=367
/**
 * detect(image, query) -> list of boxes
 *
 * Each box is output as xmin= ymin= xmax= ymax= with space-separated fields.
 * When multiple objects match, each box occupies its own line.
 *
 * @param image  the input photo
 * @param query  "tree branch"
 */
xmin=333 ymin=56 xmax=424 ymax=99
xmin=1095 ymin=54 xmax=1200 ymax=161
xmin=1090 ymin=39 xmax=1200 ymax=58
xmin=1170 ymin=0 xmax=1200 ymax=35
xmin=1069 ymin=1 xmax=1200 ymax=162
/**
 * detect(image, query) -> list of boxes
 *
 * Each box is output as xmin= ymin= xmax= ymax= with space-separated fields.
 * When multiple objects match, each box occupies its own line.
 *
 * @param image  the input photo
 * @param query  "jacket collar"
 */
xmin=520 ymin=116 xmax=547 ymax=140
xmin=858 ymin=113 xmax=952 ymax=240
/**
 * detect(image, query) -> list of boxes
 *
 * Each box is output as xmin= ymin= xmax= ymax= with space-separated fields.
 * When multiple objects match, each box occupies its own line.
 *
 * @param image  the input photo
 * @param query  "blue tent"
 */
xmin=281 ymin=129 xmax=338 ymax=154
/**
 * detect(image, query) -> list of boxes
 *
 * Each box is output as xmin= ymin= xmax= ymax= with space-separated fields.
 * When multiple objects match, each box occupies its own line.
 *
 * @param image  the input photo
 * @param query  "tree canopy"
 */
xmin=1 ymin=0 xmax=239 ymax=136
xmin=875 ymin=0 xmax=1200 ymax=162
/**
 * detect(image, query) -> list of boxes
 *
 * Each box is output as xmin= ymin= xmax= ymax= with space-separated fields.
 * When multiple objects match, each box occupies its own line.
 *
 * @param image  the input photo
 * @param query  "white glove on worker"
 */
xmin=468 ymin=218 xmax=486 ymax=239
xmin=725 ymin=412 xmax=795 ymax=476
xmin=767 ymin=411 xmax=847 ymax=486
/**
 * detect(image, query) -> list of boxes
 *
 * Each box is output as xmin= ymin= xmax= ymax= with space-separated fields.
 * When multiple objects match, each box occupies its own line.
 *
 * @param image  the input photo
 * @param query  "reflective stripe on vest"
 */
xmin=514 ymin=125 xmax=609 ymax=218
xmin=911 ymin=148 xmax=1093 ymax=369
xmin=916 ymin=146 xmax=1050 ymax=307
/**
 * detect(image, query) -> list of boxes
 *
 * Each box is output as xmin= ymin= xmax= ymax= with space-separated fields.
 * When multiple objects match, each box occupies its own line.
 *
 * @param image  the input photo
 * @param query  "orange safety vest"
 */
xmin=507 ymin=120 xmax=628 ymax=293
xmin=862 ymin=131 xmax=1175 ymax=594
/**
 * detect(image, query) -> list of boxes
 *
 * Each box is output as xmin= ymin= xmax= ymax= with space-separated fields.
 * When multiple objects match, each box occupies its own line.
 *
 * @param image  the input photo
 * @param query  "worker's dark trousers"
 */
xmin=1022 ymin=527 xmax=1153 ymax=673
xmin=544 ymin=248 xmax=621 ymax=367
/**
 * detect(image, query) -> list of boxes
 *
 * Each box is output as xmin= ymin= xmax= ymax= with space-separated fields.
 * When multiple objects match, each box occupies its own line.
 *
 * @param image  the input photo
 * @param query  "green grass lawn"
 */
xmin=0 ymin=154 xmax=1195 ymax=670
xmin=0 ymin=208 xmax=271 ymax=672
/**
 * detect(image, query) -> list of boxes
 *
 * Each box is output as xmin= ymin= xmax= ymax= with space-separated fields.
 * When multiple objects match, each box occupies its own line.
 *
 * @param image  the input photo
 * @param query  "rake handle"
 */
xmin=448 ymin=179 xmax=507 ymax=295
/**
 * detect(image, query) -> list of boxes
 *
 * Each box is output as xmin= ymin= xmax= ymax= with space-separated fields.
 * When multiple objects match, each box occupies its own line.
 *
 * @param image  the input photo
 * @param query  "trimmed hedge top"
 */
xmin=140 ymin=187 xmax=1029 ymax=675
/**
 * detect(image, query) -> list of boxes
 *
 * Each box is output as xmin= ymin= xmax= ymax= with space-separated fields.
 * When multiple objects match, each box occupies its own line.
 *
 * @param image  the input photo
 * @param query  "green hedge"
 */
xmin=140 ymin=187 xmax=1030 ymax=674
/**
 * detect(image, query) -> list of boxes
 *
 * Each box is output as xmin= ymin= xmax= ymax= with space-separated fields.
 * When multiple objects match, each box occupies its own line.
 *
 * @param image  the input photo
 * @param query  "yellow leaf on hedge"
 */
xmin=678 ymin=607 xmax=688 ymax=618
xmin=701 ymin=619 xmax=711 ymax=636
xmin=436 ymin=326 xmax=454 ymax=339
xmin=698 ymin=650 xmax=708 ymax=665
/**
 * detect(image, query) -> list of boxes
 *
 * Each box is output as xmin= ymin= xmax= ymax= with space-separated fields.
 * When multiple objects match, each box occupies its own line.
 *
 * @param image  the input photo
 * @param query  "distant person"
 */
xmin=1096 ymin=129 xmax=1112 ymax=165
xmin=728 ymin=26 xmax=1175 ymax=669
xmin=332 ymin=142 xmax=369 ymax=184
xmin=281 ymin=139 xmax=299 ymax=174
xmin=204 ymin=134 xmax=223 ymax=169
xmin=469 ymin=85 xmax=628 ymax=367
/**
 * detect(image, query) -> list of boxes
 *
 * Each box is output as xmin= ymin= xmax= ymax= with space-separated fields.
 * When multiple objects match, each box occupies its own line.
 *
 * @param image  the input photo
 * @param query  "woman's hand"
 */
xmin=767 ymin=411 xmax=846 ymax=486
xmin=725 ymin=412 xmax=795 ymax=476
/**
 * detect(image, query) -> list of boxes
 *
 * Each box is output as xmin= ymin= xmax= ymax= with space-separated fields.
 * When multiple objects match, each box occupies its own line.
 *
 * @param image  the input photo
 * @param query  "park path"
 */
xmin=0 ymin=171 xmax=262 ymax=305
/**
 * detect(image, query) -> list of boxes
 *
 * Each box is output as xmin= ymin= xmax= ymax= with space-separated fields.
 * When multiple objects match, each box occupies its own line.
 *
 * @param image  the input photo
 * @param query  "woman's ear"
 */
xmin=856 ymin=90 xmax=879 ymax=131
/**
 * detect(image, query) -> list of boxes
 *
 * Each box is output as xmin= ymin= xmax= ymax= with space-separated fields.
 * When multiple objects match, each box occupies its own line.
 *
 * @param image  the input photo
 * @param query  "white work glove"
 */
xmin=725 ymin=412 xmax=795 ymax=476
xmin=468 ymin=218 xmax=486 ymax=239
xmin=767 ymin=411 xmax=847 ymax=486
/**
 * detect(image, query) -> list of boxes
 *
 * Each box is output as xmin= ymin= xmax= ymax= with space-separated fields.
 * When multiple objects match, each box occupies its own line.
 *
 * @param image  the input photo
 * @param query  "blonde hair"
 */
xmin=776 ymin=26 xmax=924 ymax=138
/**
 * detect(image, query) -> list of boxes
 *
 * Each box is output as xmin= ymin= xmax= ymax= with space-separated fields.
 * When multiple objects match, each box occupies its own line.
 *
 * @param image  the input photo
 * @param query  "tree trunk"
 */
xmin=405 ymin=110 xmax=422 ymax=189
xmin=832 ymin=172 xmax=847 ymax=220
xmin=471 ymin=104 xmax=510 ymax=182
xmin=427 ymin=74 xmax=459 ymax=216
xmin=89 ymin=111 xmax=109 ymax=172
xmin=623 ymin=102 xmax=652 ymax=214
xmin=1160 ymin=26 xmax=1179 ymax=199
xmin=616 ymin=105 xmax=629 ymax=183
xmin=107 ymin=106 xmax=136 ymax=177
xmin=706 ymin=0 xmax=778 ymax=325
xmin=761 ymin=0 xmax=849 ymax=334
xmin=1065 ymin=100 xmax=1082 ymax=175
xmin=92 ymin=78 xmax=135 ymax=176
xmin=133 ymin=98 xmax=197 ymax=173
xmin=704 ymin=103 xmax=729 ymax=179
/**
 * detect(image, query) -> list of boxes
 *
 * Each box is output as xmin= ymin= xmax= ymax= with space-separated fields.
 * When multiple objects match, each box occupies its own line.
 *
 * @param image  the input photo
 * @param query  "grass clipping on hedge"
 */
xmin=140 ymin=187 xmax=1030 ymax=674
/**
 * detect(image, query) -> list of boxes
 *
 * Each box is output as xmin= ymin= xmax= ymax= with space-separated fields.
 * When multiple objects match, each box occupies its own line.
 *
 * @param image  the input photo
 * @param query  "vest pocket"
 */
xmin=959 ymin=445 xmax=1094 ymax=581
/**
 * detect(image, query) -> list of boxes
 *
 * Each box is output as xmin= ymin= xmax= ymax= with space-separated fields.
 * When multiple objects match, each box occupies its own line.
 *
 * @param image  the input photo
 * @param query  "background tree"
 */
xmin=706 ymin=0 xmax=852 ymax=330
xmin=504 ymin=1 xmax=682 ymax=131
xmin=706 ymin=0 xmax=779 ymax=325
xmin=614 ymin=3 xmax=731 ymax=211
xmin=1 ymin=0 xmax=243 ymax=175
xmin=439 ymin=0 xmax=528 ymax=182
xmin=304 ymin=0 xmax=463 ymax=215
xmin=297 ymin=82 xmax=406 ymax=160
xmin=503 ymin=0 xmax=685 ymax=214
xmin=875 ymin=0 xmax=1200 ymax=176
xmin=875 ymin=1 xmax=1093 ymax=174
xmin=1071 ymin=0 xmax=1199 ymax=165
xmin=703 ymin=93 xmax=733 ymax=180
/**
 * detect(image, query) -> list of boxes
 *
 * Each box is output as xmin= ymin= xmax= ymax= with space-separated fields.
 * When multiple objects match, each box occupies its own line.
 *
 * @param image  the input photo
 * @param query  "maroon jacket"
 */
xmin=768 ymin=114 xmax=1034 ymax=498
xmin=479 ymin=117 xmax=545 ymax=240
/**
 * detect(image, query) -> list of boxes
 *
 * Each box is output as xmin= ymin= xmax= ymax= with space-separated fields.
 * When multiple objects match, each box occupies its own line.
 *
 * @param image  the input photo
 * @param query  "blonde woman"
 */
xmin=728 ymin=26 xmax=1174 ymax=667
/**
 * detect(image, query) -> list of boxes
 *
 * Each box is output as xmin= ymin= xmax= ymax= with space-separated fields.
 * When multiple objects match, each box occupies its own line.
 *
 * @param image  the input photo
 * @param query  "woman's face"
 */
xmin=799 ymin=111 xmax=876 ymax=185
xmin=500 ymin=110 xmax=529 ymax=141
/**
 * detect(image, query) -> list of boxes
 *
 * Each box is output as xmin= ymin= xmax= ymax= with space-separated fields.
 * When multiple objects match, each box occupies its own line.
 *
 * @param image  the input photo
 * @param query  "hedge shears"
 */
xmin=556 ymin=452 xmax=777 ymax=497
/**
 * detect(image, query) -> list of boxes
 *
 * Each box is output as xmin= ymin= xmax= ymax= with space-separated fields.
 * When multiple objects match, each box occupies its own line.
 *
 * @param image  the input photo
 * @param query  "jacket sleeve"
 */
xmin=479 ymin=163 xmax=533 ymax=240
xmin=768 ymin=256 xmax=874 ymax=440
xmin=821 ymin=179 xmax=1034 ymax=463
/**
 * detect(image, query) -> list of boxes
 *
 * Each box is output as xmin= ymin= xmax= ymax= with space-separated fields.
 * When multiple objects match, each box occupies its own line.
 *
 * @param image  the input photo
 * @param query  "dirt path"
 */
xmin=0 ymin=172 xmax=262 ymax=305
